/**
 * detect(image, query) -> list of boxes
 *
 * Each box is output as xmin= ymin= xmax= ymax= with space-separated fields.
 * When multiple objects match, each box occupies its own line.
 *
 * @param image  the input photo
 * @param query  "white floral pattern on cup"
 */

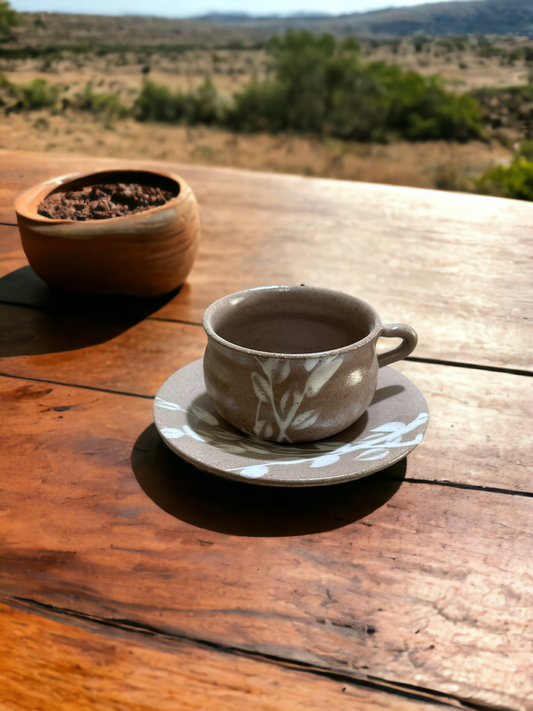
xmin=155 ymin=396 xmax=428 ymax=480
xmin=250 ymin=356 xmax=344 ymax=443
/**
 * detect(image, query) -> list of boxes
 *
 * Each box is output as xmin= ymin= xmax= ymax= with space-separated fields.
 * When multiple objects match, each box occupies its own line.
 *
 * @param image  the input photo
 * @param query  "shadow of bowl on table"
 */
xmin=131 ymin=423 xmax=407 ymax=537
xmin=0 ymin=266 xmax=180 ymax=357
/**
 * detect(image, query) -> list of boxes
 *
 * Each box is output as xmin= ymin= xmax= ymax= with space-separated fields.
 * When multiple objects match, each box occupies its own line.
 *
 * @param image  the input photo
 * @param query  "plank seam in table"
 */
xmin=1 ymin=294 xmax=531 ymax=378
xmin=0 ymin=369 xmax=155 ymax=399
xmin=2 ymin=291 xmax=531 ymax=386
xmin=2 ymin=368 xmax=531 ymax=501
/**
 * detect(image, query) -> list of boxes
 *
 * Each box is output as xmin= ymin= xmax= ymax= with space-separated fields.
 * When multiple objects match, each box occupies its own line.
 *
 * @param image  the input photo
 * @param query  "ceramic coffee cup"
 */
xmin=203 ymin=285 xmax=417 ymax=443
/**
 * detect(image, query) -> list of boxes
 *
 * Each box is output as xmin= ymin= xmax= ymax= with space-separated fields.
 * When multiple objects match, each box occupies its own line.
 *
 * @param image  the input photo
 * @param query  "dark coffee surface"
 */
xmin=218 ymin=313 xmax=366 ymax=353
xmin=38 ymin=183 xmax=176 ymax=221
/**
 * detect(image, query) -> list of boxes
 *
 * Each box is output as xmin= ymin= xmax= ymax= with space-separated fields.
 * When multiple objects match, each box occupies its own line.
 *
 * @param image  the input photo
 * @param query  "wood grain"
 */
xmin=1 ymin=310 xmax=531 ymax=492
xmin=2 ymin=150 xmax=532 ymax=711
xmin=1 ymin=151 xmax=532 ymax=369
xmin=0 ymin=298 xmax=206 ymax=368
xmin=0 ymin=225 xmax=27 ymax=279
xmin=1 ymin=375 xmax=532 ymax=710
xmin=0 ymin=603 xmax=447 ymax=711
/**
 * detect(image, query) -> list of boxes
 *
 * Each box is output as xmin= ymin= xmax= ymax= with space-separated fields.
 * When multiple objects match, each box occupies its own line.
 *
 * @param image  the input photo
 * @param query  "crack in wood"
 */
xmin=4 ymin=594 xmax=479 ymax=710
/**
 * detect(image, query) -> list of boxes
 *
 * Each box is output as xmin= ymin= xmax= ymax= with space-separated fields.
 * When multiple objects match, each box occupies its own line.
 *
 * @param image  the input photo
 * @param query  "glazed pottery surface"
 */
xmin=154 ymin=358 xmax=429 ymax=486
xmin=15 ymin=168 xmax=200 ymax=297
xmin=203 ymin=285 xmax=418 ymax=443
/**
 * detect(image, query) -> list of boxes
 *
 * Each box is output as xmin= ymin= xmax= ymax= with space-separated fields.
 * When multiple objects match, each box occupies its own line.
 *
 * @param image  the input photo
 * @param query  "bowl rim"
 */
xmin=14 ymin=167 xmax=189 ymax=225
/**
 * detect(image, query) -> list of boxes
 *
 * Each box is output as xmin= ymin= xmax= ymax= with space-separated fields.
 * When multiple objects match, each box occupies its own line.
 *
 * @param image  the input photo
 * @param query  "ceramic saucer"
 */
xmin=153 ymin=359 xmax=429 ymax=487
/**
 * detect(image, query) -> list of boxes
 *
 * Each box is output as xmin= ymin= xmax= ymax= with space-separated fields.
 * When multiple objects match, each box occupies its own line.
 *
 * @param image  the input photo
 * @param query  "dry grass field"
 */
xmin=1 ymin=13 xmax=531 ymax=190
xmin=0 ymin=111 xmax=512 ymax=191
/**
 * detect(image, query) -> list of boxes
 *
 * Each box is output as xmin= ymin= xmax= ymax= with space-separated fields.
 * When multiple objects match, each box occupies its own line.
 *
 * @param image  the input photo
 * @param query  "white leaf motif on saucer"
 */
xmin=155 ymin=396 xmax=428 ymax=480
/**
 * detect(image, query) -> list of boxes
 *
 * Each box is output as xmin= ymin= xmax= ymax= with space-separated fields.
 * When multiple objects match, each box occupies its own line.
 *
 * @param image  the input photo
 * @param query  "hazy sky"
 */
xmin=10 ymin=0 xmax=461 ymax=19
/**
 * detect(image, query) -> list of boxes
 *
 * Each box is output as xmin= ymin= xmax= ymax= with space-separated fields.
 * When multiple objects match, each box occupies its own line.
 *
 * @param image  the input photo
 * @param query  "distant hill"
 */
xmin=197 ymin=12 xmax=253 ymax=23
xmin=198 ymin=11 xmax=332 ymax=23
xmin=197 ymin=0 xmax=533 ymax=38
xmin=10 ymin=0 xmax=533 ymax=49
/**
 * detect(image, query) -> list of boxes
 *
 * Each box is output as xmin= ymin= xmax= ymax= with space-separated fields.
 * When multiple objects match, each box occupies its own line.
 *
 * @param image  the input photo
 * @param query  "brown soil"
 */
xmin=38 ymin=183 xmax=176 ymax=220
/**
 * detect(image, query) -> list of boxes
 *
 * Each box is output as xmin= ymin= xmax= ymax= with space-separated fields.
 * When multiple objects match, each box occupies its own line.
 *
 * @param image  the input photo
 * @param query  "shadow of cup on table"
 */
xmin=131 ymin=423 xmax=407 ymax=537
xmin=0 ymin=266 xmax=180 ymax=357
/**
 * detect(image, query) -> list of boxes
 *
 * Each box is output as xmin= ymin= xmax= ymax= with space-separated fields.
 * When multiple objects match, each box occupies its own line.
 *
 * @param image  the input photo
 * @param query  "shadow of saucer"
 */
xmin=0 ymin=266 xmax=180 ymax=356
xmin=131 ymin=423 xmax=407 ymax=537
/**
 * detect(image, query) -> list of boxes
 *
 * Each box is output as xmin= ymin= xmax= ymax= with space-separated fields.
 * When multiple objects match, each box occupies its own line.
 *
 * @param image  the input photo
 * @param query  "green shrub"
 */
xmin=476 ymin=158 xmax=533 ymax=201
xmin=349 ymin=63 xmax=482 ymax=142
xmin=190 ymin=78 xmax=221 ymax=124
xmin=478 ymin=46 xmax=506 ymax=58
xmin=518 ymin=140 xmax=533 ymax=161
xmin=508 ymin=48 xmax=523 ymax=63
xmin=413 ymin=37 xmax=430 ymax=53
xmin=436 ymin=39 xmax=454 ymax=53
xmin=9 ymin=78 xmax=60 ymax=110
xmin=0 ymin=1 xmax=18 ymax=37
xmin=126 ymin=31 xmax=484 ymax=144
xmin=224 ymin=40 xmax=244 ymax=50
xmin=133 ymin=78 xmax=222 ymax=124
xmin=229 ymin=33 xmax=352 ymax=134
xmin=436 ymin=37 xmax=465 ymax=52
xmin=227 ymin=31 xmax=483 ymax=142
xmin=227 ymin=78 xmax=286 ymax=132
xmin=133 ymin=79 xmax=175 ymax=122
xmin=229 ymin=33 xmax=363 ymax=135
xmin=74 ymin=81 xmax=129 ymax=119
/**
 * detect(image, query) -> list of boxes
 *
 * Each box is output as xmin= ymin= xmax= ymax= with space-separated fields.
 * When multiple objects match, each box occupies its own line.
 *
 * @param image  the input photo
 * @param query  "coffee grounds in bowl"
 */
xmin=38 ymin=183 xmax=176 ymax=221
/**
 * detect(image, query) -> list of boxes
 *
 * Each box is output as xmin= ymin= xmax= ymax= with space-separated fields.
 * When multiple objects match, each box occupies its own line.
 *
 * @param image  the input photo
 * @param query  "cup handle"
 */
xmin=377 ymin=323 xmax=418 ymax=368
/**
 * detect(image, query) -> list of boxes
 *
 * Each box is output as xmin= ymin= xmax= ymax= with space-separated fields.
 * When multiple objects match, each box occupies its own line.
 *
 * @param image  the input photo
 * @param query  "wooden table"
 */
xmin=1 ymin=150 xmax=532 ymax=711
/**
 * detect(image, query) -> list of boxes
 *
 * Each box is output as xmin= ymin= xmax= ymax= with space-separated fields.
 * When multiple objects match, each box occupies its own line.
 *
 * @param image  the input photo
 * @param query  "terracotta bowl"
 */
xmin=15 ymin=168 xmax=200 ymax=297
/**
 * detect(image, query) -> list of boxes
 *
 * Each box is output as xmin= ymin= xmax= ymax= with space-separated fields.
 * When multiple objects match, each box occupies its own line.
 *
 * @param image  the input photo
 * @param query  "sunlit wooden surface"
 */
xmin=1 ymin=150 xmax=532 ymax=711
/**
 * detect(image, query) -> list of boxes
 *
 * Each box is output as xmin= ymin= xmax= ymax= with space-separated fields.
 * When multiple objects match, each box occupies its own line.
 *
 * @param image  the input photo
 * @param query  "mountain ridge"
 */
xmin=197 ymin=0 xmax=533 ymax=38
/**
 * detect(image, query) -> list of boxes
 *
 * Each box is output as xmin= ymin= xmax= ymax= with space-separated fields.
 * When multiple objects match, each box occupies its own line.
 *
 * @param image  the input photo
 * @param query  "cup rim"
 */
xmin=202 ymin=285 xmax=383 ymax=359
